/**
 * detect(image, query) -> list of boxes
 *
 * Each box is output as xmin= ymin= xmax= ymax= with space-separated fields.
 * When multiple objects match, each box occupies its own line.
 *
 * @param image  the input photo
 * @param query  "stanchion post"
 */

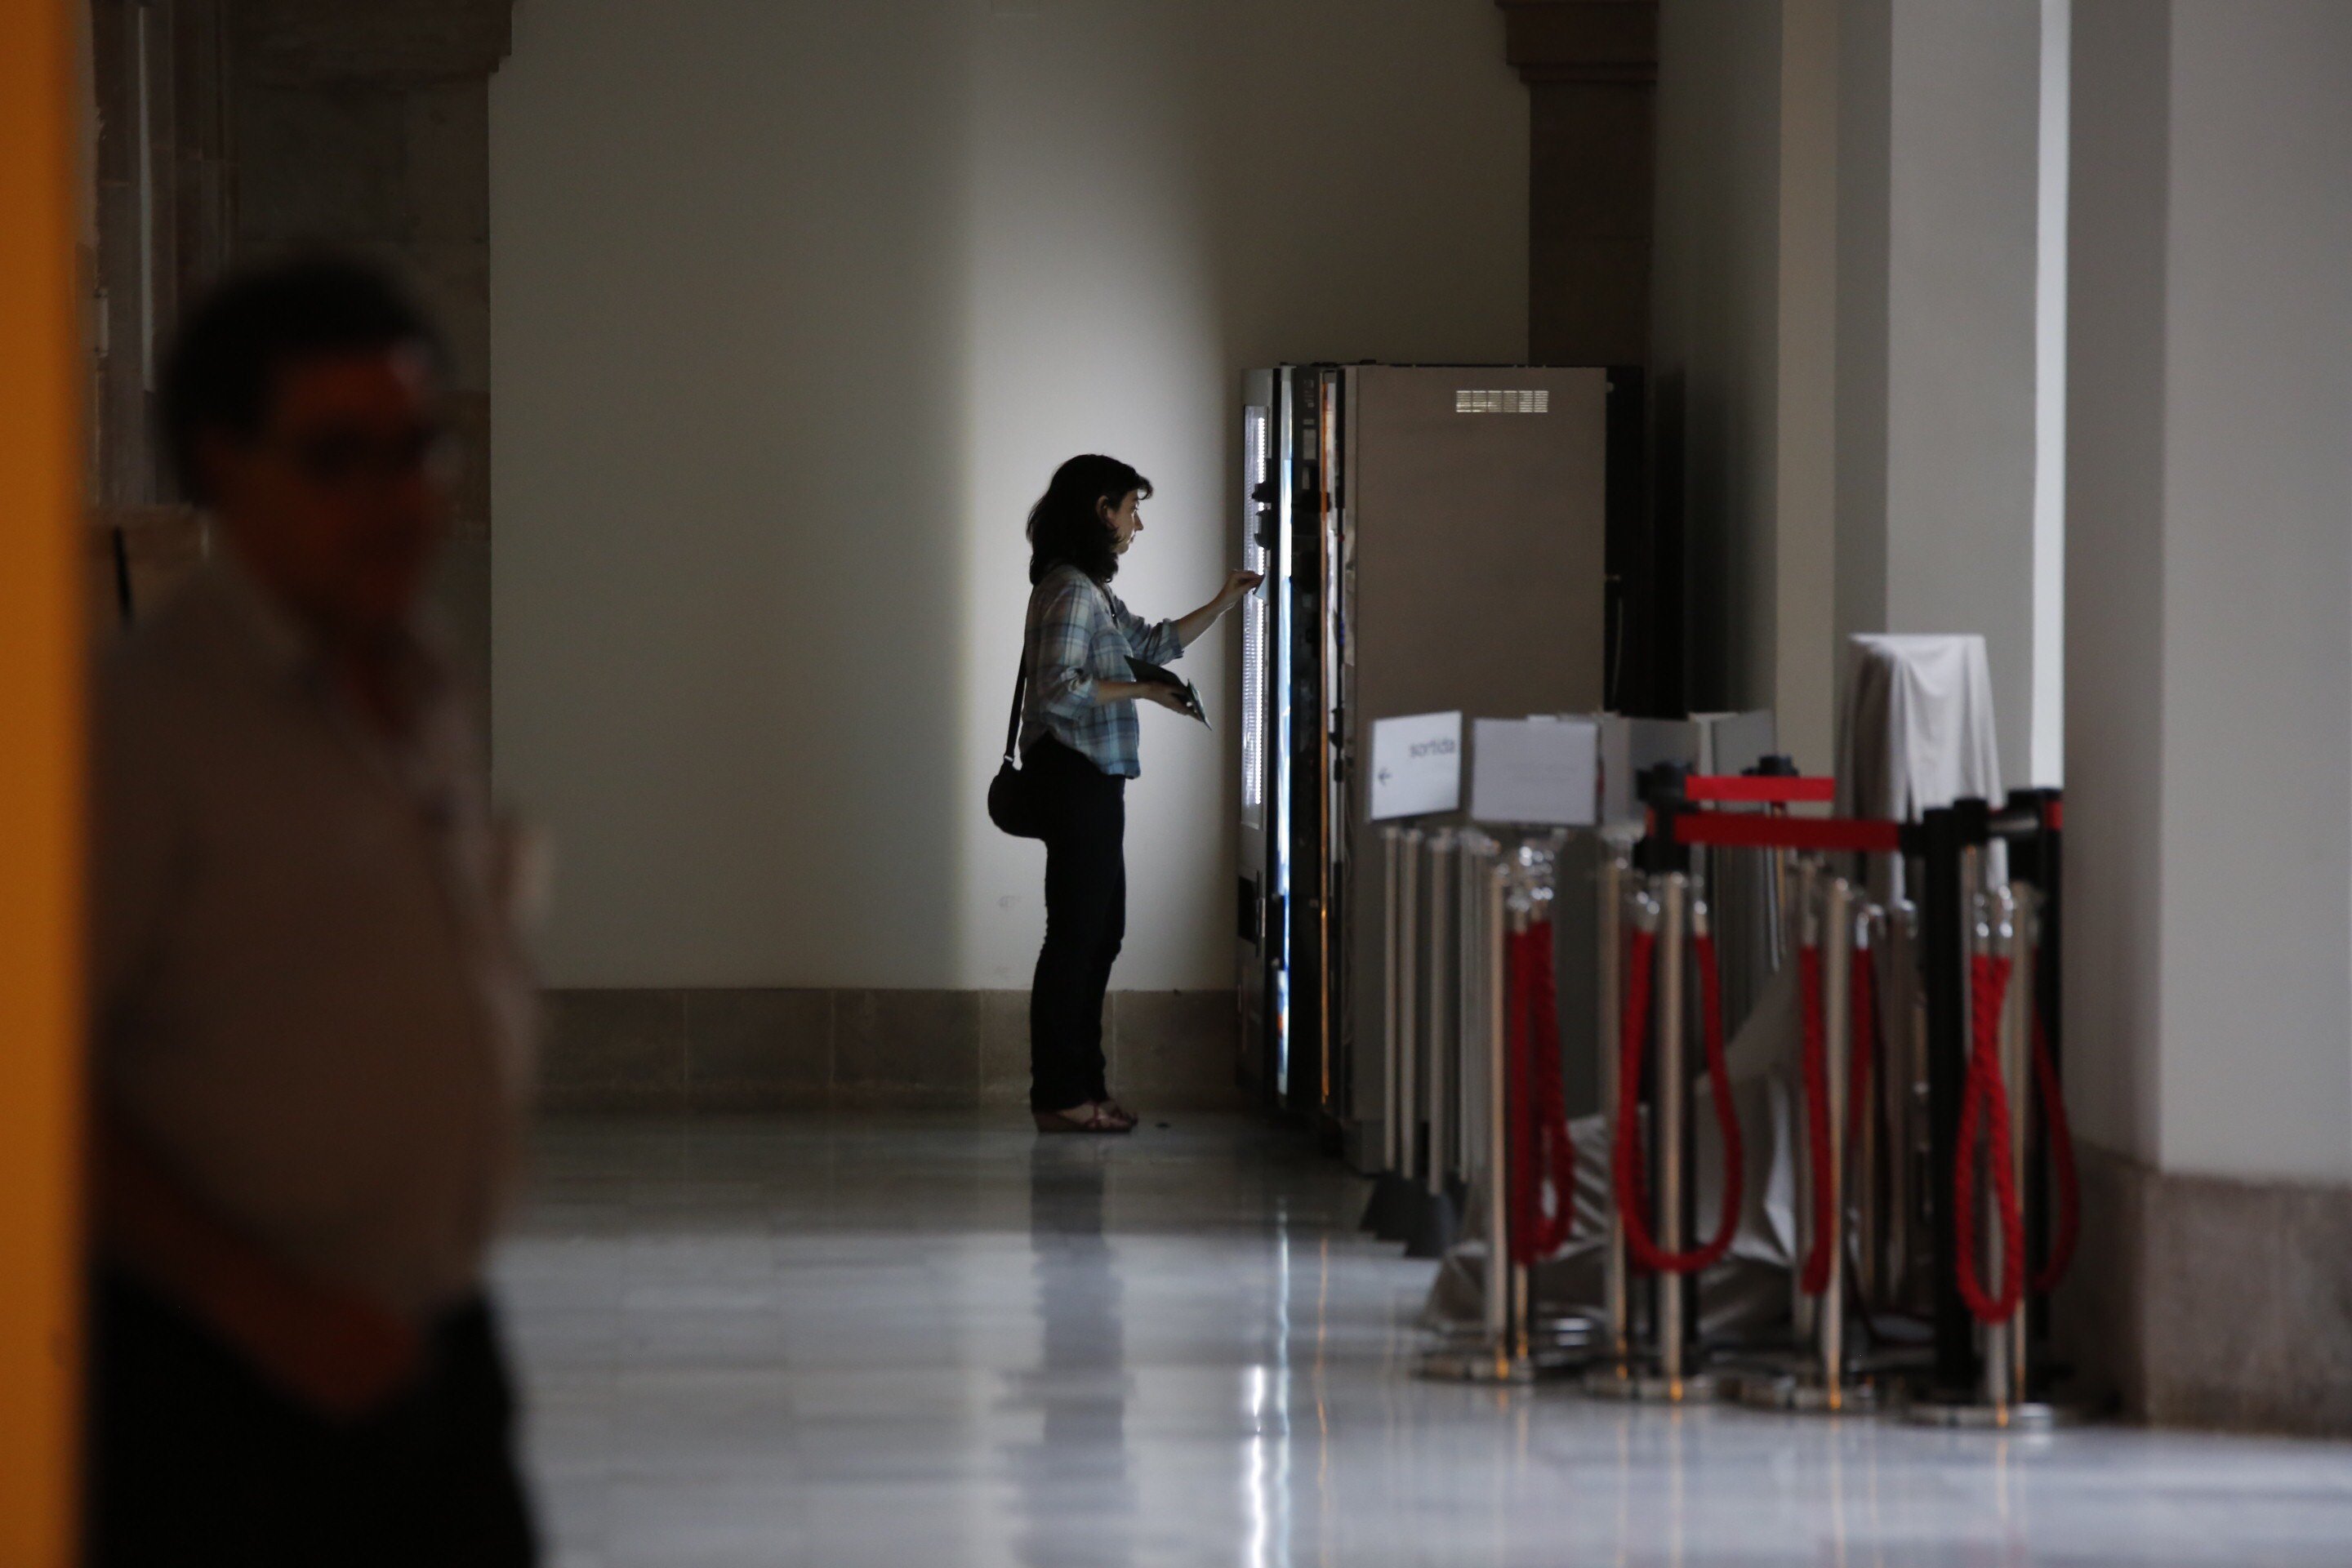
xmin=1484 ymin=855 xmax=1512 ymax=1373
xmin=1381 ymin=826 xmax=1401 ymax=1175
xmin=2024 ymin=790 xmax=2062 ymax=1342
xmin=1654 ymin=871 xmax=1690 ymax=1392
xmin=1457 ymin=835 xmax=1490 ymax=1187
xmin=1971 ymin=886 xmax=2012 ymax=1415
xmin=1791 ymin=858 xmax=1820 ymax=1343
xmin=1819 ymin=877 xmax=1854 ymax=1402
xmin=1748 ymin=873 xmax=1879 ymax=1414
xmin=1396 ymin=830 xmax=1423 ymax=1183
xmin=1506 ymin=859 xmax=1535 ymax=1365
xmin=1597 ymin=851 xmax=1633 ymax=1370
xmin=1853 ymin=905 xmax=1882 ymax=1307
xmin=1425 ymin=834 xmax=1454 ymax=1199
xmin=1884 ymin=898 xmax=1920 ymax=1309
xmin=1919 ymin=805 xmax=1972 ymax=1394
xmin=2000 ymin=884 xmax=2037 ymax=1407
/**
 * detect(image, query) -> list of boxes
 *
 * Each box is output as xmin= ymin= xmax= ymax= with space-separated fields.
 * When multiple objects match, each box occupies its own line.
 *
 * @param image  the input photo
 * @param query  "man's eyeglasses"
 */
xmin=264 ymin=424 xmax=460 ymax=492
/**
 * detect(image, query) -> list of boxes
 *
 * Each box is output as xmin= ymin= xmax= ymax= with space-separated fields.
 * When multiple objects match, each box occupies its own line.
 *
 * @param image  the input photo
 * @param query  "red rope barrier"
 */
xmin=1953 ymin=954 xmax=2026 ymax=1324
xmin=1683 ymin=774 xmax=1836 ymax=806
xmin=1504 ymin=923 xmax=1578 ymax=1265
xmin=1664 ymin=813 xmax=1905 ymax=855
xmin=1797 ymin=944 xmax=1836 ymax=1296
xmin=1613 ymin=926 xmax=1745 ymax=1275
xmin=2031 ymin=1009 xmax=2080 ymax=1294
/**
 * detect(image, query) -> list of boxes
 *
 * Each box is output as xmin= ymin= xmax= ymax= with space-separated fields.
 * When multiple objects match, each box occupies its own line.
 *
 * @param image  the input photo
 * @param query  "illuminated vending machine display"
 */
xmin=1237 ymin=363 xmax=1635 ymax=1147
xmin=1232 ymin=371 xmax=1326 ymax=1114
xmin=1237 ymin=367 xmax=1348 ymax=1123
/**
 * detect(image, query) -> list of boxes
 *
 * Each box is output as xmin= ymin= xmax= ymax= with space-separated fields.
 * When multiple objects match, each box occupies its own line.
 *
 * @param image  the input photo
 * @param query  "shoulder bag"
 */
xmin=987 ymin=649 xmax=1048 ymax=840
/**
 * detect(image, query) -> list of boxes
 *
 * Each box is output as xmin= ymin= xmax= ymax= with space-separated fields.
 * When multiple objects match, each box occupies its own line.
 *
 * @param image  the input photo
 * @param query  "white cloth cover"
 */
xmin=1836 ymin=634 xmax=2003 ymax=822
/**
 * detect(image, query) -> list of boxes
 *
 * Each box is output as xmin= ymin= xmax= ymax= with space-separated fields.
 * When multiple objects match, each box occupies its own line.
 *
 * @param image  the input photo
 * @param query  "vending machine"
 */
xmin=1235 ymin=364 xmax=1641 ymax=1135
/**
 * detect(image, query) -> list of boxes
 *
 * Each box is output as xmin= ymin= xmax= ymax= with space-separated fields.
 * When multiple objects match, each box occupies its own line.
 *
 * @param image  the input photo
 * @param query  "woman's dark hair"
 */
xmin=1026 ymin=454 xmax=1152 ymax=586
xmin=161 ymin=254 xmax=445 ymax=506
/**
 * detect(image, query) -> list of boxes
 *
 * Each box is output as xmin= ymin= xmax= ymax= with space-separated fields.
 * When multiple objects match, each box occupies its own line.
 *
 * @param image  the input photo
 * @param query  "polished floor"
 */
xmin=495 ymin=1116 xmax=2352 ymax=1566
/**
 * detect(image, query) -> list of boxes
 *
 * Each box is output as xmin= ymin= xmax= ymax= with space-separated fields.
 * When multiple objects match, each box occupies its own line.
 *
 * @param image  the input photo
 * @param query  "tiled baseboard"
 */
xmin=2056 ymin=1142 xmax=2352 ymax=1435
xmin=537 ymin=987 xmax=1246 ymax=1115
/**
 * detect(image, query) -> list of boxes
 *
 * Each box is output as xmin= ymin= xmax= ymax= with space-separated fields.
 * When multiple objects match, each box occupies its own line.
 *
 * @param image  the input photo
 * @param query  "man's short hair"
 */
xmin=160 ymin=255 xmax=445 ymax=506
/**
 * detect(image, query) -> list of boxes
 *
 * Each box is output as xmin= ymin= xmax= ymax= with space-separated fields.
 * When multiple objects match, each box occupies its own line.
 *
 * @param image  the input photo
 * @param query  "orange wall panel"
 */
xmin=0 ymin=0 xmax=87 ymax=1562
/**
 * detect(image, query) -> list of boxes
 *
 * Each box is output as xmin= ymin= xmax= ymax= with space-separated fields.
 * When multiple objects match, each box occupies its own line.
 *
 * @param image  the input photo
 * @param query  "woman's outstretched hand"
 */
xmin=1173 ymin=570 xmax=1268 ymax=650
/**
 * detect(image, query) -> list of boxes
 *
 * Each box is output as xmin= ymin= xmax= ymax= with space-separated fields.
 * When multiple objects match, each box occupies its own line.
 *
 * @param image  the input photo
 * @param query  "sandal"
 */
xmin=1032 ymin=1103 xmax=1133 ymax=1136
xmin=1096 ymin=1099 xmax=1140 ymax=1130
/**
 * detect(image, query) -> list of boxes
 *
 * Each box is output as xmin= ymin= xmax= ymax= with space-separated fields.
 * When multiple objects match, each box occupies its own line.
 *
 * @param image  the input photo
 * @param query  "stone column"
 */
xmin=1498 ymin=0 xmax=1658 ymax=368
xmin=228 ymin=0 xmax=514 ymax=729
xmin=1834 ymin=0 xmax=2043 ymax=787
xmin=2062 ymin=0 xmax=2352 ymax=1432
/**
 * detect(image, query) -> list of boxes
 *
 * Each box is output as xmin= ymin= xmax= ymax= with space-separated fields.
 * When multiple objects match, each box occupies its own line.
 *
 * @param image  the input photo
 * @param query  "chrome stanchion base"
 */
xmin=1579 ymin=1362 xmax=1732 ymax=1404
xmin=1899 ymin=1396 xmax=2069 ymax=1431
xmin=1417 ymin=1347 xmax=1538 ymax=1383
xmin=1740 ymin=1373 xmax=1882 ymax=1414
xmin=1417 ymin=1318 xmax=1595 ymax=1383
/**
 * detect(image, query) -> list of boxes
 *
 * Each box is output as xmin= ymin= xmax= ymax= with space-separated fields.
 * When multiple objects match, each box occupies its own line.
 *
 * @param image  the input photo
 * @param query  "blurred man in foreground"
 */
xmin=86 ymin=256 xmax=538 ymax=1566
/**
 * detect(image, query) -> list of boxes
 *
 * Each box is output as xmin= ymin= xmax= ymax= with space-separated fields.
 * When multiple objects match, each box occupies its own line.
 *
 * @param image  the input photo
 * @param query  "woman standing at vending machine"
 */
xmin=1013 ymin=455 xmax=1260 ymax=1134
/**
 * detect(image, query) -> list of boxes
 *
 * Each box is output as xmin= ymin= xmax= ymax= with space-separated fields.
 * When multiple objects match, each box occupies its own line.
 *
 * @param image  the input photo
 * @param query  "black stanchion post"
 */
xmin=1635 ymin=763 xmax=1691 ymax=877
xmin=2029 ymin=789 xmax=2063 ymax=1348
xmin=1919 ymin=803 xmax=1973 ymax=1395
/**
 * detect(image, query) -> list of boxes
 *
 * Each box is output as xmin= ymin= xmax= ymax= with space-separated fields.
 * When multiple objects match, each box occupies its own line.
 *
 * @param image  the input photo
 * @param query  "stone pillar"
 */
xmin=1834 ymin=0 xmax=2043 ymax=787
xmin=2061 ymin=0 xmax=2352 ymax=1433
xmin=227 ymin=0 xmax=512 ymax=726
xmin=1499 ymin=2 xmax=1664 ymax=708
xmin=1499 ymin=0 xmax=1658 ymax=367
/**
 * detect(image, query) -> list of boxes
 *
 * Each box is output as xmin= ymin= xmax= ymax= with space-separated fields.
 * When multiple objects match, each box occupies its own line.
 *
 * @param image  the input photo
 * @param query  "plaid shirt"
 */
xmin=1020 ymin=564 xmax=1185 ymax=778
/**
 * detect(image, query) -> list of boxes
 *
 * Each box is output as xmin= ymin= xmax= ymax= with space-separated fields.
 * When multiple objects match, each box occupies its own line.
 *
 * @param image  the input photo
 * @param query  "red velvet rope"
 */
xmin=2031 ymin=1009 xmax=2080 ymax=1294
xmin=1613 ymin=926 xmax=1745 ymax=1275
xmin=1504 ymin=924 xmax=1578 ymax=1265
xmin=1954 ymin=954 xmax=2026 ymax=1324
xmin=1797 ymin=944 xmax=1836 ymax=1296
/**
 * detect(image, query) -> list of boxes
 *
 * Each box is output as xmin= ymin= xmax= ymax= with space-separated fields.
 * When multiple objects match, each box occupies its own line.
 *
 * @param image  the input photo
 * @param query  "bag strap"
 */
xmin=1002 ymin=637 xmax=1029 ymax=765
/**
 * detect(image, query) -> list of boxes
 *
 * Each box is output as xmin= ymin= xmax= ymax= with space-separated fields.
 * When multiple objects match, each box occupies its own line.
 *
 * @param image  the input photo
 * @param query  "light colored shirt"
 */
xmin=91 ymin=559 xmax=536 ymax=1316
xmin=1018 ymin=563 xmax=1184 ymax=778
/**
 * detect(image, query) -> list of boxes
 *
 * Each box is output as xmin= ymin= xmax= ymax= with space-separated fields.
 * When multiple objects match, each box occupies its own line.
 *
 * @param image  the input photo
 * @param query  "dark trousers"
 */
xmin=1027 ymin=736 xmax=1127 ymax=1111
xmin=87 ymin=1268 xmax=537 ymax=1568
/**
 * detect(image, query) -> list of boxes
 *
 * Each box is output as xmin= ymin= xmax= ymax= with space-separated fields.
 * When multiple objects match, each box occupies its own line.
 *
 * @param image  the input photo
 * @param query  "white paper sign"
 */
xmin=1368 ymin=711 xmax=1463 ymax=821
xmin=1471 ymin=716 xmax=1599 ymax=826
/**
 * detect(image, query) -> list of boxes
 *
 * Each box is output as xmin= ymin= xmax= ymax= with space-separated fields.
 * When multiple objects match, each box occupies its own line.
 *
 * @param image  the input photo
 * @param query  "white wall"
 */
xmin=2155 ymin=0 xmax=2352 ymax=1180
xmin=489 ymin=0 xmax=1527 ymax=991
xmin=2068 ymin=0 xmax=2352 ymax=1182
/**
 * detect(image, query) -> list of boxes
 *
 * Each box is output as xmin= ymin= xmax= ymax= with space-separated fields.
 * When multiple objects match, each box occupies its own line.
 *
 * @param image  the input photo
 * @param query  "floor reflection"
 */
xmin=1009 ymin=1140 xmax=1133 ymax=1568
xmin=496 ymin=1116 xmax=2352 ymax=1568
xmin=1243 ymin=1220 xmax=1294 ymax=1568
